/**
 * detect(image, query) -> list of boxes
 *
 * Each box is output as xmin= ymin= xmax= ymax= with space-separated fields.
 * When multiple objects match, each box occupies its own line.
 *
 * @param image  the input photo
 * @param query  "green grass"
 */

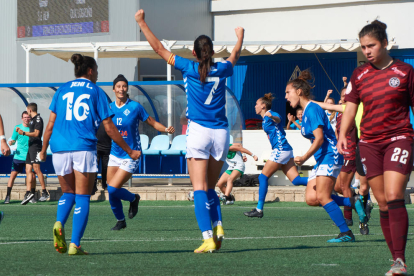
xmin=1 ymin=200 xmax=413 ymax=275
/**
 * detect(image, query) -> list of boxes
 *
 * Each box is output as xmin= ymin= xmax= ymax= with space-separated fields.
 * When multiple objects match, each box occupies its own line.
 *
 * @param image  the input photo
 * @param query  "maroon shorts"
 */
xmin=359 ymin=139 xmax=414 ymax=179
xmin=340 ymin=159 xmax=357 ymax=174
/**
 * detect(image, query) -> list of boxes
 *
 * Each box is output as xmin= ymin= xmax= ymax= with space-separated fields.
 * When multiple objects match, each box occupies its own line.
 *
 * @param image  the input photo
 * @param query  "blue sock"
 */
xmin=193 ymin=190 xmax=212 ymax=234
xmin=207 ymin=189 xmax=222 ymax=227
xmin=292 ymin=176 xmax=308 ymax=186
xmin=323 ymin=200 xmax=350 ymax=233
xmin=257 ymin=174 xmax=269 ymax=210
xmin=107 ymin=186 xmax=135 ymax=202
xmin=71 ymin=194 xmax=90 ymax=246
xmin=331 ymin=195 xmax=351 ymax=207
xmin=108 ymin=186 xmax=125 ymax=221
xmin=56 ymin=193 xmax=76 ymax=226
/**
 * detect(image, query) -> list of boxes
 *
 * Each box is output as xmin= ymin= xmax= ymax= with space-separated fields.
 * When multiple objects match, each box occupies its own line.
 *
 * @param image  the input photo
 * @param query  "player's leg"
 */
xmin=21 ymin=163 xmax=34 ymax=205
xmin=101 ymin=153 xmax=110 ymax=190
xmin=32 ymin=163 xmax=48 ymax=198
xmin=216 ymin=172 xmax=229 ymax=195
xmin=282 ymin=158 xmax=308 ymax=186
xmin=5 ymin=170 xmax=19 ymax=204
xmin=224 ymin=169 xmax=241 ymax=203
xmin=339 ymin=169 xmax=355 ymax=226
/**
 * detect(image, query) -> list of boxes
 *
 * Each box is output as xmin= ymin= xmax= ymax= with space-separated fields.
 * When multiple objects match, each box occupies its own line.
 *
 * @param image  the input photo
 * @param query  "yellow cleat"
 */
xmin=194 ymin=238 xmax=216 ymax=253
xmin=213 ymin=225 xmax=224 ymax=250
xmin=68 ymin=243 xmax=89 ymax=255
xmin=53 ymin=221 xmax=67 ymax=254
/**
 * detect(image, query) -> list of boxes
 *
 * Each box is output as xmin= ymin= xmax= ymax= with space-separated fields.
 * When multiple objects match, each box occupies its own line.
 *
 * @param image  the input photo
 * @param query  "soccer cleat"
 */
xmin=359 ymin=222 xmax=369 ymax=235
xmin=30 ymin=197 xmax=37 ymax=204
xmin=244 ymin=208 xmax=263 ymax=218
xmin=53 ymin=221 xmax=67 ymax=253
xmin=38 ymin=192 xmax=50 ymax=202
xmin=327 ymin=230 xmax=355 ymax=243
xmin=350 ymin=195 xmax=367 ymax=223
xmin=21 ymin=193 xmax=34 ymax=205
xmin=389 ymin=258 xmax=407 ymax=275
xmin=0 ymin=211 xmax=4 ymax=224
xmin=223 ymin=196 xmax=234 ymax=205
xmin=366 ymin=199 xmax=374 ymax=222
xmin=111 ymin=220 xmax=127 ymax=231
xmin=4 ymin=196 xmax=10 ymax=204
xmin=230 ymin=194 xmax=235 ymax=204
xmin=128 ymin=194 xmax=140 ymax=219
xmin=68 ymin=243 xmax=88 ymax=255
xmin=213 ymin=225 xmax=224 ymax=250
xmin=194 ymin=238 xmax=216 ymax=253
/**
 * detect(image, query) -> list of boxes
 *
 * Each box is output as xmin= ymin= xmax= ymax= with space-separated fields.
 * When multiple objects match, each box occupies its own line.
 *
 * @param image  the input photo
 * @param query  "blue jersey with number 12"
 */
xmin=110 ymin=99 xmax=149 ymax=159
xmin=49 ymin=78 xmax=113 ymax=153
xmin=174 ymin=56 xmax=233 ymax=129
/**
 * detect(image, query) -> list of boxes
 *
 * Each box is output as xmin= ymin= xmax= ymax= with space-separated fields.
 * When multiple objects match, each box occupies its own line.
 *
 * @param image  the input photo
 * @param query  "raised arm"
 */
xmin=337 ymin=102 xmax=358 ymax=154
xmin=135 ymin=9 xmax=171 ymax=62
xmin=311 ymin=100 xmax=343 ymax=113
xmin=226 ymin=27 xmax=245 ymax=67
xmin=324 ymin=89 xmax=333 ymax=103
xmin=286 ymin=114 xmax=295 ymax=130
xmin=145 ymin=116 xmax=175 ymax=134
xmin=229 ymin=143 xmax=258 ymax=161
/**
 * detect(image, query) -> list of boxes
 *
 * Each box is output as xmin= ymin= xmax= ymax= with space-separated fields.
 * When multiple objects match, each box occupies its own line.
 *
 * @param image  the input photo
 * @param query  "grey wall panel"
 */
xmin=0 ymin=1 xmax=17 ymax=83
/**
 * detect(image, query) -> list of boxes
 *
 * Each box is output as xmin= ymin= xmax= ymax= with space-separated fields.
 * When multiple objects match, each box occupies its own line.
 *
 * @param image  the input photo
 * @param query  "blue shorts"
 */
xmin=11 ymin=159 xmax=26 ymax=173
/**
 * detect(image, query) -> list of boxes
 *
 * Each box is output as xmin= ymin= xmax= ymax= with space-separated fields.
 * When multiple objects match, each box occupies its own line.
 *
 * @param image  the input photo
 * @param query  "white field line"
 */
xmin=1 ymin=233 xmax=413 ymax=246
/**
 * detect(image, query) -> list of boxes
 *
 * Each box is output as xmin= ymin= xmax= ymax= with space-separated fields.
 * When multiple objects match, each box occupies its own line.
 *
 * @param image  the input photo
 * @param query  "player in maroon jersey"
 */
xmin=338 ymin=20 xmax=413 ymax=276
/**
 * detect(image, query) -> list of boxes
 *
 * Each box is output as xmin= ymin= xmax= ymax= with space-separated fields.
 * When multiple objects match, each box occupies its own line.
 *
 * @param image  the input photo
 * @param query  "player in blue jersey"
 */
xmin=136 ymin=9 xmax=243 ymax=253
xmin=285 ymin=71 xmax=366 ymax=243
xmin=244 ymin=93 xmax=308 ymax=218
xmin=107 ymin=74 xmax=175 ymax=231
xmin=39 ymin=54 xmax=140 ymax=255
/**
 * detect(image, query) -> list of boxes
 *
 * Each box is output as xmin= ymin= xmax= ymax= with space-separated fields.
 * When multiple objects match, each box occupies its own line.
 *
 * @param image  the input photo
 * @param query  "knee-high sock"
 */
xmin=71 ymin=194 xmax=90 ymax=246
xmin=56 ymin=193 xmax=76 ymax=226
xmin=388 ymin=200 xmax=409 ymax=262
xmin=108 ymin=186 xmax=125 ymax=221
xmin=344 ymin=206 xmax=352 ymax=220
xmin=207 ymin=189 xmax=222 ymax=228
xmin=292 ymin=176 xmax=308 ymax=186
xmin=380 ymin=210 xmax=394 ymax=260
xmin=331 ymin=195 xmax=351 ymax=207
xmin=323 ymin=200 xmax=350 ymax=233
xmin=107 ymin=186 xmax=135 ymax=202
xmin=193 ymin=190 xmax=212 ymax=239
xmin=257 ymin=174 xmax=269 ymax=211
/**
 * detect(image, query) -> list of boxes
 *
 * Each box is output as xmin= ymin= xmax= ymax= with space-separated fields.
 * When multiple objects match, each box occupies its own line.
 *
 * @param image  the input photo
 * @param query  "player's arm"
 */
xmin=39 ymin=111 xmax=56 ymax=160
xmin=286 ymin=114 xmax=295 ymax=130
xmin=0 ymin=114 xmax=10 ymax=156
xmin=324 ymin=89 xmax=333 ymax=103
xmin=135 ymin=9 xmax=171 ymax=62
xmin=292 ymin=120 xmax=301 ymax=130
xmin=17 ymin=128 xmax=40 ymax=137
xmin=145 ymin=116 xmax=175 ymax=134
xmin=264 ymin=111 xmax=281 ymax=124
xmin=226 ymin=27 xmax=245 ymax=67
xmin=311 ymin=100 xmax=343 ymax=113
xmin=337 ymin=102 xmax=358 ymax=154
xmin=229 ymin=143 xmax=258 ymax=161
xmin=294 ymin=127 xmax=324 ymax=166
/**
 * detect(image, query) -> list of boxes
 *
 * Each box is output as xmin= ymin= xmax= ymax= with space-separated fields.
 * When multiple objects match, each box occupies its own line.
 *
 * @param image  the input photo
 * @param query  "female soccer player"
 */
xmin=107 ymin=74 xmax=174 ymax=230
xmin=136 ymin=9 xmax=243 ymax=253
xmin=338 ymin=20 xmax=413 ymax=275
xmin=286 ymin=108 xmax=303 ymax=130
xmin=39 ymin=54 xmax=140 ymax=255
xmin=217 ymin=143 xmax=258 ymax=205
xmin=244 ymin=93 xmax=308 ymax=218
xmin=285 ymin=71 xmax=366 ymax=243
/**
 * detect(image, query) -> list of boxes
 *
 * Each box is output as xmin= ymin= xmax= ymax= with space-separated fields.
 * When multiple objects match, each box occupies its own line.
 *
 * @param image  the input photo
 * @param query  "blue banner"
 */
xmin=32 ymin=22 xmax=93 ymax=37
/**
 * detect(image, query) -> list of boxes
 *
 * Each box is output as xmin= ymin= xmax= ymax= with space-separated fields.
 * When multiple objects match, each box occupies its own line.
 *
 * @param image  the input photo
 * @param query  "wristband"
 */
xmin=22 ymin=132 xmax=25 ymax=136
xmin=165 ymin=128 xmax=168 ymax=133
xmin=251 ymin=153 xmax=256 ymax=157
xmin=0 ymin=135 xmax=5 ymax=141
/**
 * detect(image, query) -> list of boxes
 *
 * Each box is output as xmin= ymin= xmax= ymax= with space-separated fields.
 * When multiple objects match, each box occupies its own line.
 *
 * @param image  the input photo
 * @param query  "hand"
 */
xmin=342 ymin=76 xmax=347 ymax=82
xmin=128 ymin=150 xmax=141 ymax=160
xmin=235 ymin=27 xmax=244 ymax=40
xmin=326 ymin=89 xmax=333 ymax=96
xmin=1 ymin=139 xmax=10 ymax=156
xmin=8 ymin=140 xmax=13 ymax=146
xmin=135 ymin=9 xmax=145 ymax=24
xmin=38 ymin=151 xmax=46 ymax=162
xmin=337 ymin=134 xmax=348 ymax=155
xmin=294 ymin=156 xmax=305 ymax=166
xmin=253 ymin=155 xmax=258 ymax=161
xmin=243 ymin=156 xmax=247 ymax=162
xmin=264 ymin=111 xmax=272 ymax=118
xmin=287 ymin=113 xmax=295 ymax=122
xmin=165 ymin=126 xmax=175 ymax=134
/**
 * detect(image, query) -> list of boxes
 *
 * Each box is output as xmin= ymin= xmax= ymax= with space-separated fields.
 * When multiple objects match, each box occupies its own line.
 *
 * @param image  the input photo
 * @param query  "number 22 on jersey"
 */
xmin=62 ymin=92 xmax=91 ymax=121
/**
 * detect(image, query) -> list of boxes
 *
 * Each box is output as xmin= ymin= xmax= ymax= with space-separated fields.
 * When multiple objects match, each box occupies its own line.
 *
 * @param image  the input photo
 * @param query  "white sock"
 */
xmin=202 ymin=230 xmax=213 ymax=240
xmin=213 ymin=221 xmax=222 ymax=228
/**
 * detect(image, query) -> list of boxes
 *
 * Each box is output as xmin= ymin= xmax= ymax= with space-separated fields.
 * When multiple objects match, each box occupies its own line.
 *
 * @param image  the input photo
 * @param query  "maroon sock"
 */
xmin=344 ymin=206 xmax=352 ymax=220
xmin=380 ymin=210 xmax=395 ymax=260
xmin=388 ymin=199 xmax=409 ymax=262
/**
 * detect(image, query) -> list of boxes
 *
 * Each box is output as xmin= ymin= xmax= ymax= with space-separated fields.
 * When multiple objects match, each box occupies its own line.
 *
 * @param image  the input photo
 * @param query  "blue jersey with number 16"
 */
xmin=174 ymin=56 xmax=233 ymax=129
xmin=110 ymin=99 xmax=149 ymax=159
xmin=49 ymin=78 xmax=113 ymax=153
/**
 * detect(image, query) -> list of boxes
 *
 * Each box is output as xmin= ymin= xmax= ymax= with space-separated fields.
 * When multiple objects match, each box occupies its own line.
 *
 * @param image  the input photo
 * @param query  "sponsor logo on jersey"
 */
xmin=391 ymin=135 xmax=407 ymax=141
xmin=391 ymin=67 xmax=406 ymax=77
xmin=345 ymin=82 xmax=352 ymax=94
xmin=357 ymin=69 xmax=369 ymax=80
xmin=123 ymin=109 xmax=130 ymax=116
xmin=389 ymin=77 xmax=400 ymax=88
xmin=361 ymin=158 xmax=366 ymax=162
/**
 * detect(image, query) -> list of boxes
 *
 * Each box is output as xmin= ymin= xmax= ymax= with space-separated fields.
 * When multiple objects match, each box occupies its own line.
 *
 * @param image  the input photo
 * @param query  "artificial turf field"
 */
xmin=1 ymin=200 xmax=413 ymax=276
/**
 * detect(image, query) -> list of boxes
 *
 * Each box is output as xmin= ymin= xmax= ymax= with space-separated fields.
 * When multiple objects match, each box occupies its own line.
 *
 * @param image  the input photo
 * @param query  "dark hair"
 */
xmin=27 ymin=103 xmax=37 ymax=113
xmin=260 ymin=93 xmax=274 ymax=110
xmin=296 ymin=108 xmax=303 ymax=114
xmin=70 ymin=53 xmax=97 ymax=78
xmin=113 ymin=74 xmax=128 ymax=89
xmin=326 ymin=97 xmax=335 ymax=104
xmin=287 ymin=70 xmax=314 ymax=98
xmin=21 ymin=111 xmax=28 ymax=117
xmin=194 ymin=35 xmax=214 ymax=83
xmin=358 ymin=20 xmax=388 ymax=44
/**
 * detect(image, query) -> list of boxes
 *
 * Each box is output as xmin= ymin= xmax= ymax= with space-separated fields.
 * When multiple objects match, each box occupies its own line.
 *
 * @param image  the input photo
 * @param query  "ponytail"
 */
xmin=194 ymin=35 xmax=214 ymax=83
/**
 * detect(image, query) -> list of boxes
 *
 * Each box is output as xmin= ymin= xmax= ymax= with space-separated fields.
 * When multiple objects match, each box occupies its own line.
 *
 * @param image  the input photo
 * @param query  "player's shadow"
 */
xmin=223 ymin=244 xmax=356 ymax=253
xmin=90 ymin=249 xmax=191 ymax=255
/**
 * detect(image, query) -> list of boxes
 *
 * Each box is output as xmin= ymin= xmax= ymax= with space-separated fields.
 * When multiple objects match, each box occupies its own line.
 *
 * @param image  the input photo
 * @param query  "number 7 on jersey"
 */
xmin=204 ymin=77 xmax=220 ymax=105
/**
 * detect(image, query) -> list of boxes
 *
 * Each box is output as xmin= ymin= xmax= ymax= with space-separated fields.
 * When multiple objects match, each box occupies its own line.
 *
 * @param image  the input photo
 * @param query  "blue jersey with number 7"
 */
xmin=49 ymin=78 xmax=113 ymax=153
xmin=173 ymin=55 xmax=233 ymax=129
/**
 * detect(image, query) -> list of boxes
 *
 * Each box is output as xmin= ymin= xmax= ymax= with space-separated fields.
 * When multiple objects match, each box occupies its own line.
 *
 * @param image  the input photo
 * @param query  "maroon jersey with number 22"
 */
xmin=345 ymin=60 xmax=414 ymax=143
